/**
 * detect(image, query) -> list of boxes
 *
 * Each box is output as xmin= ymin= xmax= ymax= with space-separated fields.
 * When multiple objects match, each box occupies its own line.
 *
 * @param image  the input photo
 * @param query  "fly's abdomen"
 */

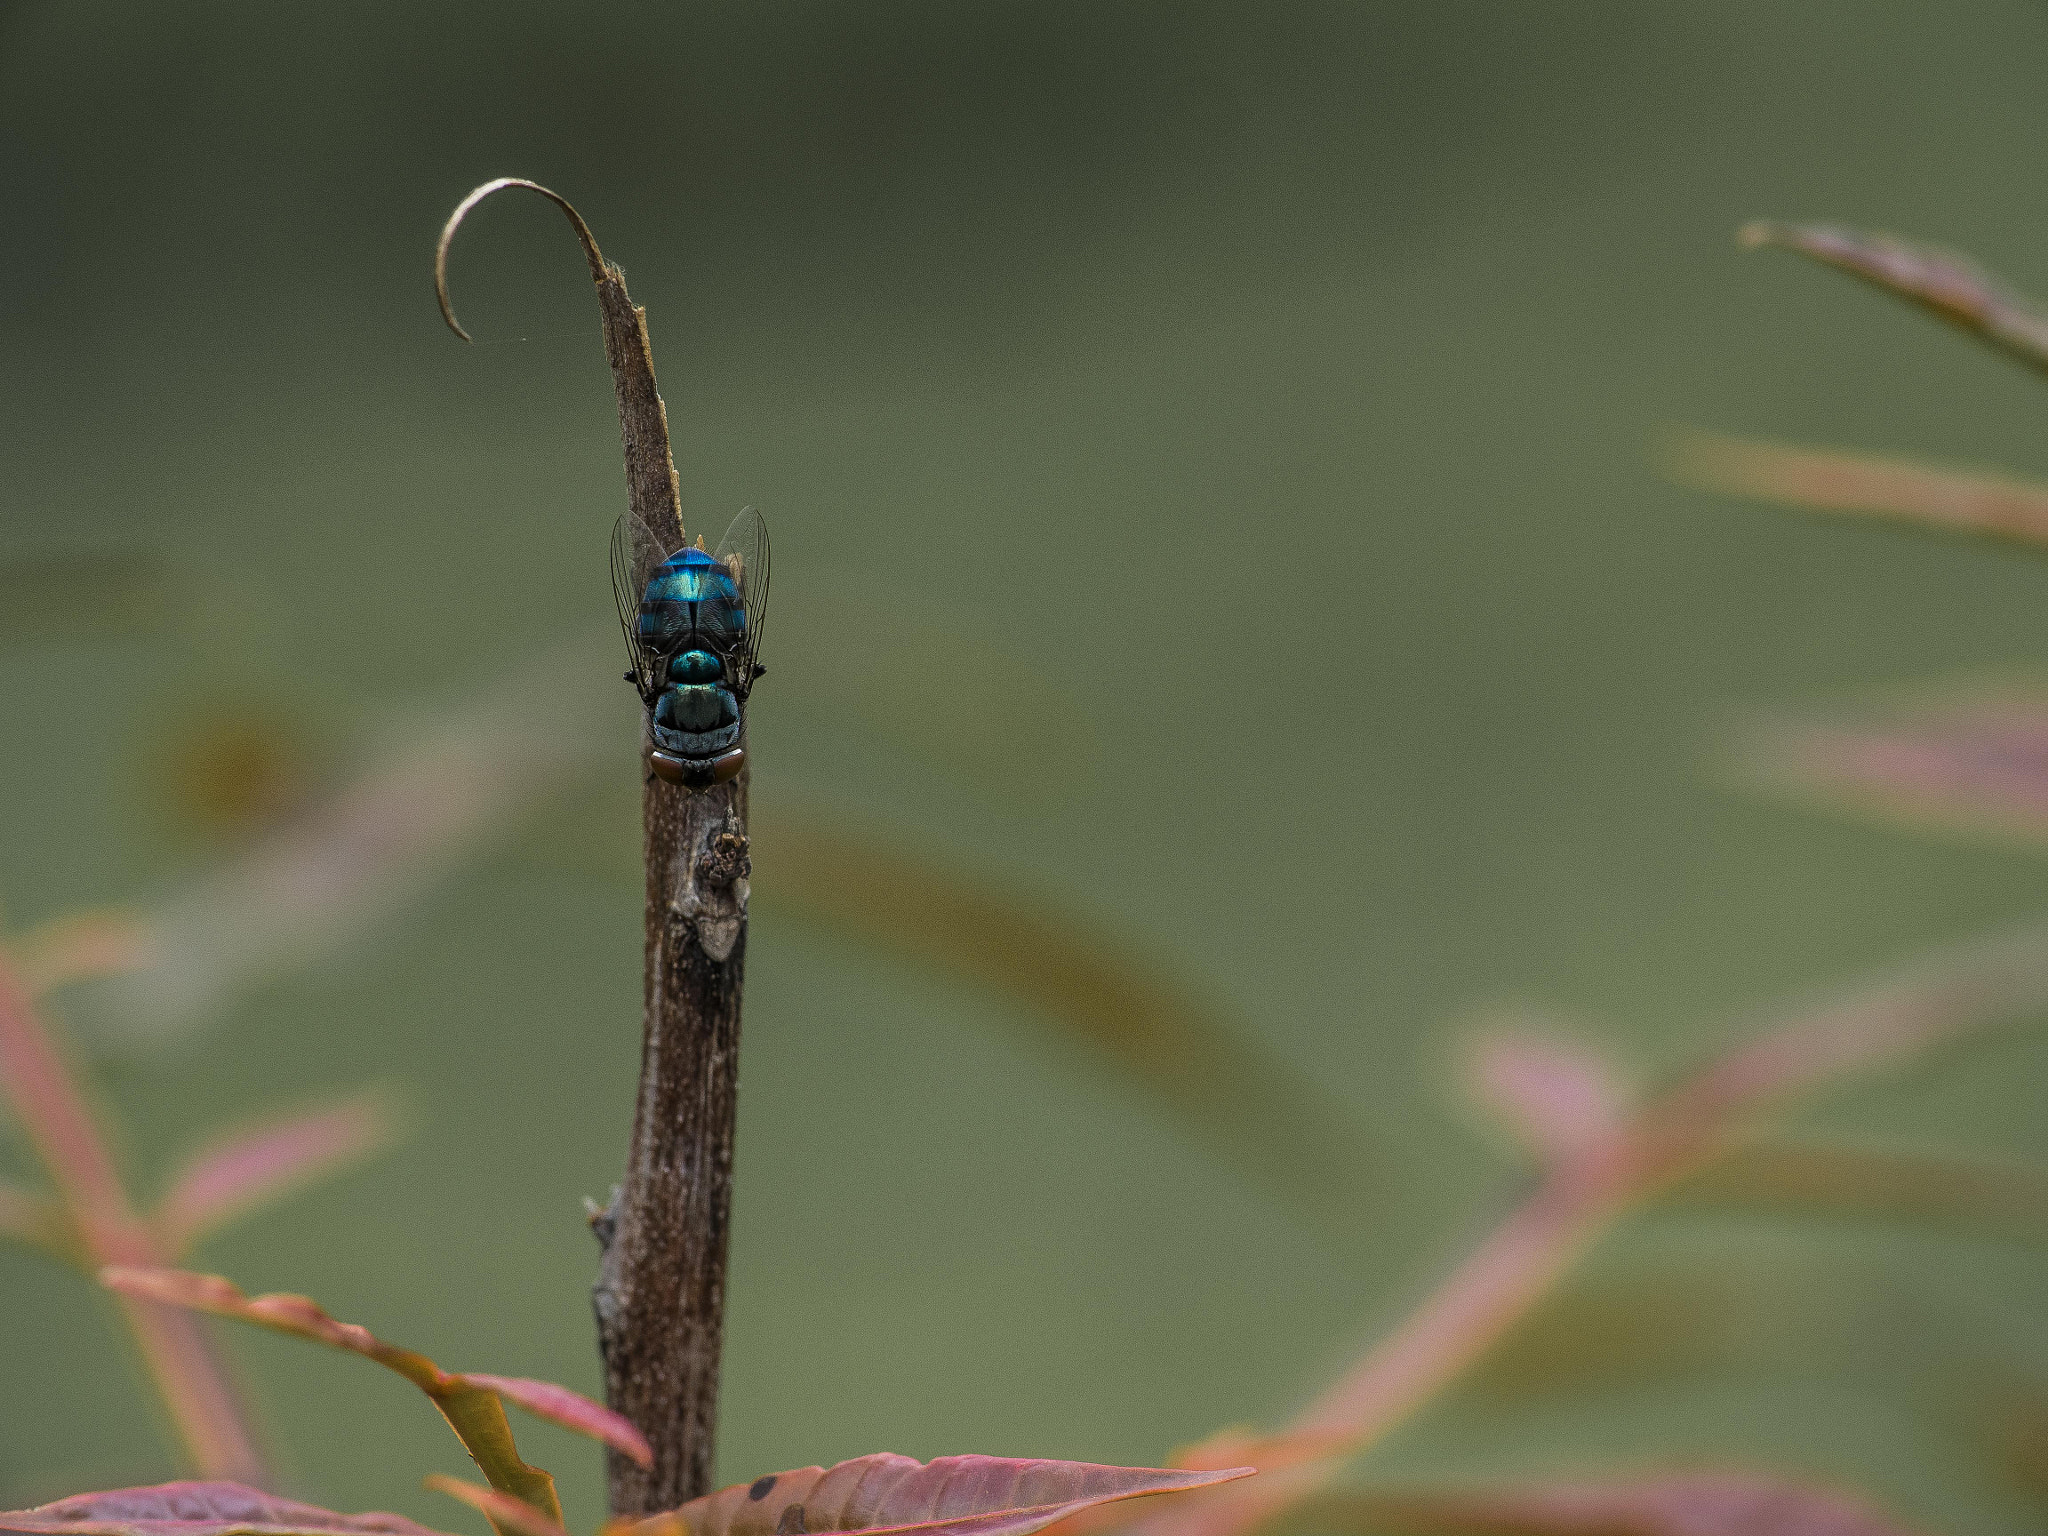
xmin=661 ymin=685 xmax=735 ymax=733
xmin=652 ymin=678 xmax=740 ymax=758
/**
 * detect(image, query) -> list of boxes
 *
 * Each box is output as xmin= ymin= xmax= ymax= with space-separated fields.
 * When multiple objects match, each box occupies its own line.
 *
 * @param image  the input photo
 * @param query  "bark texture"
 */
xmin=595 ymin=772 xmax=748 ymax=1512
xmin=582 ymin=228 xmax=750 ymax=1516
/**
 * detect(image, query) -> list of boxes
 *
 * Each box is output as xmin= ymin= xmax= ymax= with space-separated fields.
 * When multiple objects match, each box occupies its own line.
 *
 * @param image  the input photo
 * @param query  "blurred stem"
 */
xmin=1156 ymin=1155 xmax=1640 ymax=1536
xmin=437 ymin=178 xmax=746 ymax=1514
xmin=1284 ymin=1158 xmax=1633 ymax=1455
xmin=1143 ymin=919 xmax=2048 ymax=1536
xmin=0 ymin=951 xmax=266 ymax=1483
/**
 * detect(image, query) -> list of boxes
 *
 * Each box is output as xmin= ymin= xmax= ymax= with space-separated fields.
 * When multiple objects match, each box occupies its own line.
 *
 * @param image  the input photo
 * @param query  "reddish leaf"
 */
xmin=458 ymin=1373 xmax=652 ymax=1459
xmin=636 ymin=1456 xmax=1253 ymax=1536
xmin=0 ymin=1483 xmax=456 ymax=1536
xmin=100 ymin=1266 xmax=649 ymax=1466
xmin=1740 ymin=220 xmax=2048 ymax=376
xmin=1737 ymin=690 xmax=2048 ymax=848
xmin=1169 ymin=1425 xmax=1356 ymax=1477
xmin=1465 ymin=1025 xmax=1628 ymax=1165
xmin=155 ymin=1094 xmax=393 ymax=1253
xmin=1670 ymin=431 xmax=2048 ymax=551
xmin=1304 ymin=1474 xmax=1923 ymax=1535
xmin=98 ymin=1267 xmax=651 ymax=1533
xmin=1166 ymin=1427 xmax=1256 ymax=1473
xmin=421 ymin=1481 xmax=566 ymax=1536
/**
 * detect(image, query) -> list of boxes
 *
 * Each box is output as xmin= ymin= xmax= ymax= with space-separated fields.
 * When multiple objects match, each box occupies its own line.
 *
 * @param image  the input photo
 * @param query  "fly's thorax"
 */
xmin=638 ymin=548 xmax=745 ymax=654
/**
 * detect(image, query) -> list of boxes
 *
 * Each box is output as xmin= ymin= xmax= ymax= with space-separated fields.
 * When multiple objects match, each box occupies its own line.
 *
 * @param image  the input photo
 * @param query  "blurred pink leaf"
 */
xmin=154 ymin=1093 xmax=394 ymax=1254
xmin=629 ymin=1457 xmax=1252 ymax=1536
xmin=0 ymin=1483 xmax=455 ymax=1536
xmin=769 ymin=808 xmax=1376 ymax=1217
xmin=0 ymin=1178 xmax=68 ymax=1256
xmin=1737 ymin=689 xmax=2048 ymax=849
xmin=1656 ymin=918 xmax=2048 ymax=1121
xmin=421 ymin=1481 xmax=566 ymax=1536
xmin=1669 ymin=431 xmax=2048 ymax=551
xmin=1664 ymin=1135 xmax=2048 ymax=1245
xmin=5 ymin=911 xmax=156 ymax=1000
xmin=1465 ymin=1024 xmax=1629 ymax=1165
xmin=99 ymin=1267 xmax=651 ymax=1531
xmin=0 ymin=951 xmax=267 ymax=1481
xmin=90 ymin=644 xmax=612 ymax=1047
xmin=1302 ymin=1474 xmax=1923 ymax=1535
xmin=1741 ymin=219 xmax=2048 ymax=376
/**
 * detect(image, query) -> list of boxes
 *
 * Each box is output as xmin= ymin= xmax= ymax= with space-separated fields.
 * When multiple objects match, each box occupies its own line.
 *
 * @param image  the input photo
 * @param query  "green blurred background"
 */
xmin=6 ymin=1 xmax=2048 ymax=1531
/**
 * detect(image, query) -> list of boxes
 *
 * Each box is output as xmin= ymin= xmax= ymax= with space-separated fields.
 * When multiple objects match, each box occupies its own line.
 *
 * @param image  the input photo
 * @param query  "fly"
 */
xmin=612 ymin=506 xmax=770 ymax=788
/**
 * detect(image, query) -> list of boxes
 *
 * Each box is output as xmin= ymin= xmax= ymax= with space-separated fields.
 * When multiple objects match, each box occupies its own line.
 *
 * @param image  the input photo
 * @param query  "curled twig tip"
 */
xmin=435 ymin=177 xmax=608 ymax=343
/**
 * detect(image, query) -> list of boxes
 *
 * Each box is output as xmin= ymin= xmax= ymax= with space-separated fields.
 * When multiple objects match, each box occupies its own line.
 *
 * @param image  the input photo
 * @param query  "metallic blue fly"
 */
xmin=612 ymin=506 xmax=770 ymax=788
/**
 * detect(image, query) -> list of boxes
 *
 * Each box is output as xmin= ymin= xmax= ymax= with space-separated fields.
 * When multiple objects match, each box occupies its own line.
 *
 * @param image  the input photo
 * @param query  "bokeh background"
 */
xmin=6 ymin=1 xmax=2048 ymax=1531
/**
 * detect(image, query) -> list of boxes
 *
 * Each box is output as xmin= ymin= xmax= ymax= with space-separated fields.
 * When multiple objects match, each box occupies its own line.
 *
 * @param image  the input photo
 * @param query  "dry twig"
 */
xmin=437 ymin=178 xmax=745 ymax=1514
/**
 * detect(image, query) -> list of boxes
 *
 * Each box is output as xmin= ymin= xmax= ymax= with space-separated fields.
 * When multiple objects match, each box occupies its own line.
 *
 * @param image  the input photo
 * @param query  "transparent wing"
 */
xmin=610 ymin=510 xmax=680 ymax=698
xmin=713 ymin=505 xmax=771 ymax=696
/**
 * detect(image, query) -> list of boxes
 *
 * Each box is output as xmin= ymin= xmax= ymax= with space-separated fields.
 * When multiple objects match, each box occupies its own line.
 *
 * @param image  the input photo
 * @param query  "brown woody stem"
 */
xmin=437 ymin=179 xmax=747 ymax=1514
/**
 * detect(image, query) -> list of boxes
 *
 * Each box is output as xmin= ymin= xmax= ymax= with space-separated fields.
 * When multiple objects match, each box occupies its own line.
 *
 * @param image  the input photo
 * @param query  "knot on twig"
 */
xmin=698 ymin=827 xmax=751 ymax=888
xmin=584 ymin=1189 xmax=620 ymax=1252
